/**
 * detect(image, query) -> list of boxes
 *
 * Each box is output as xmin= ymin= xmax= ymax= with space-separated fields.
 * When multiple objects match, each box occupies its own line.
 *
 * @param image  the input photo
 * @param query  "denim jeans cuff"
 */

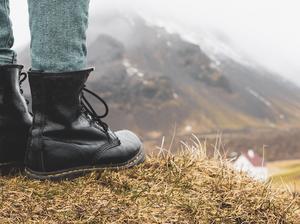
xmin=0 ymin=50 xmax=17 ymax=65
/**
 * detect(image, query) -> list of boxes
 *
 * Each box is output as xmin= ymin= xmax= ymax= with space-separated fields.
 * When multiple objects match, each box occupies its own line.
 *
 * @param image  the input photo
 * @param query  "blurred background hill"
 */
xmin=19 ymin=12 xmax=300 ymax=162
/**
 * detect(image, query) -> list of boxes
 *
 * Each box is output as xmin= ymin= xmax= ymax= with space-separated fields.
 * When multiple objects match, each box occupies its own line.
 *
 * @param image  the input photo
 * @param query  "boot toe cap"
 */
xmin=95 ymin=130 xmax=144 ymax=166
xmin=114 ymin=130 xmax=144 ymax=161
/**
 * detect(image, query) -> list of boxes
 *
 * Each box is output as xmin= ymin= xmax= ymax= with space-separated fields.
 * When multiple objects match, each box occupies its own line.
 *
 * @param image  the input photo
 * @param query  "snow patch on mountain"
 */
xmin=246 ymin=87 xmax=273 ymax=108
xmin=140 ymin=14 xmax=255 ymax=68
xmin=123 ymin=58 xmax=145 ymax=78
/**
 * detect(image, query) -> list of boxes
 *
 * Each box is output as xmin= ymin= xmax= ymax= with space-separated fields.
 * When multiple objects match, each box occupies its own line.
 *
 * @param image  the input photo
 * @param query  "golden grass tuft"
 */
xmin=0 ymin=135 xmax=299 ymax=223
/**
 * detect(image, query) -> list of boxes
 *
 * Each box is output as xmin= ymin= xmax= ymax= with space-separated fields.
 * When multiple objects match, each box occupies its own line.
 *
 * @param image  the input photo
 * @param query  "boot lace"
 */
xmin=19 ymin=72 xmax=30 ymax=106
xmin=80 ymin=85 xmax=111 ymax=140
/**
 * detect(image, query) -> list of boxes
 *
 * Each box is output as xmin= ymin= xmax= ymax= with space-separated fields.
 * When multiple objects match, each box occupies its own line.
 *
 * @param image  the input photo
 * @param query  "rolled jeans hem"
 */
xmin=31 ymin=60 xmax=88 ymax=73
xmin=0 ymin=50 xmax=17 ymax=65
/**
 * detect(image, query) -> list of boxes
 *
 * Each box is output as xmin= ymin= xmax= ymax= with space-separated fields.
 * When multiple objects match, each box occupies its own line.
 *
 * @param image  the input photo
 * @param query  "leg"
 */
xmin=27 ymin=0 xmax=89 ymax=72
xmin=0 ymin=1 xmax=32 ymax=171
xmin=0 ymin=0 xmax=17 ymax=65
xmin=25 ymin=0 xmax=145 ymax=180
xmin=0 ymin=64 xmax=32 ymax=170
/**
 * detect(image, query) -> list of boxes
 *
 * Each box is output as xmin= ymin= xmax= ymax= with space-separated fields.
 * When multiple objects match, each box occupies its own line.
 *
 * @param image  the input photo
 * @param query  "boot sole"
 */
xmin=24 ymin=147 xmax=145 ymax=181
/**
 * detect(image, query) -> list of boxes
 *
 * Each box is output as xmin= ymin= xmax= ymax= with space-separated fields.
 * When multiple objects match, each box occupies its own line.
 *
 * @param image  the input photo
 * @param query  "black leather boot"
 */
xmin=25 ymin=68 xmax=145 ymax=180
xmin=0 ymin=65 xmax=32 ymax=170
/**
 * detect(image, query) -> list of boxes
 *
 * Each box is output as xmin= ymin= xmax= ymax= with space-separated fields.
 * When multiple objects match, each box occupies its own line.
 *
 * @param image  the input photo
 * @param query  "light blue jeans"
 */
xmin=0 ymin=0 xmax=90 ymax=72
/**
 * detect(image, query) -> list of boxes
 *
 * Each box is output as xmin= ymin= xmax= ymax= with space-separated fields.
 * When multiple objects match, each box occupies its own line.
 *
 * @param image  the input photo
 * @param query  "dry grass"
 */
xmin=0 ymin=135 xmax=299 ymax=223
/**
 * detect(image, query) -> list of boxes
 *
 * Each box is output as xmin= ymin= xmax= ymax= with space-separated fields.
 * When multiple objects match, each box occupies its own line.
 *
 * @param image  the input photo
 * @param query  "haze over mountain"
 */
xmin=19 ymin=12 xmax=300 ymax=143
xmin=11 ymin=0 xmax=300 ymax=86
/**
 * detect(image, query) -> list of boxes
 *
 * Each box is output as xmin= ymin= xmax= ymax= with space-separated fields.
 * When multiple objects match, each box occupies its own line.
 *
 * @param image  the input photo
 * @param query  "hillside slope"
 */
xmin=18 ymin=13 xmax=300 ymax=140
xmin=86 ymin=13 xmax=300 ymax=141
xmin=0 ymin=137 xmax=299 ymax=223
xmin=268 ymin=160 xmax=300 ymax=191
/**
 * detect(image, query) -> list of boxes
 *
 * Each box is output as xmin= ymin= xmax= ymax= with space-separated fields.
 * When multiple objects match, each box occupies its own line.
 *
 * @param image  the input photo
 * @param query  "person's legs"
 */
xmin=0 ymin=0 xmax=17 ymax=65
xmin=27 ymin=0 xmax=89 ymax=72
xmin=0 ymin=64 xmax=32 ymax=169
xmin=25 ymin=0 xmax=145 ymax=180
xmin=0 ymin=1 xmax=32 ymax=170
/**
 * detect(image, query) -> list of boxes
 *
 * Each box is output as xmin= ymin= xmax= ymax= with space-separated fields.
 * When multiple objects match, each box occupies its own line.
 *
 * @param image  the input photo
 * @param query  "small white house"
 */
xmin=233 ymin=150 xmax=268 ymax=181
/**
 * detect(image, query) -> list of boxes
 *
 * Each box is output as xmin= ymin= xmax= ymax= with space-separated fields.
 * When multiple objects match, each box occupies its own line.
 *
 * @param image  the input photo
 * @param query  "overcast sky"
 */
xmin=10 ymin=0 xmax=300 ymax=85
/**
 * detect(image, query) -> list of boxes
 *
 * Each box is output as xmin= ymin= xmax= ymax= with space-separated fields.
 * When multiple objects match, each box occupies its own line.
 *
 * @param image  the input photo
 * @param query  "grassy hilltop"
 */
xmin=0 ymin=136 xmax=299 ymax=223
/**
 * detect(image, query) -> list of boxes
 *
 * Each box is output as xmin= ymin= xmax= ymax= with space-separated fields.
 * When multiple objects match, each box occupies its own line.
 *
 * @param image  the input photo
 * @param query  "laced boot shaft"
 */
xmin=80 ymin=85 xmax=114 ymax=141
xmin=25 ymin=68 xmax=144 ymax=180
xmin=0 ymin=65 xmax=32 ymax=167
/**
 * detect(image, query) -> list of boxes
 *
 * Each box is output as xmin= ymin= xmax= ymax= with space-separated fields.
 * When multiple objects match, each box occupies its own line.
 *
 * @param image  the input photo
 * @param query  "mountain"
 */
xmin=18 ymin=12 xmax=300 ymax=145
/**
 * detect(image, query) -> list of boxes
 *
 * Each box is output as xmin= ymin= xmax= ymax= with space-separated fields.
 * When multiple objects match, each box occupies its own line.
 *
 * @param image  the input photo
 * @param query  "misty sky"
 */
xmin=10 ymin=0 xmax=300 ymax=85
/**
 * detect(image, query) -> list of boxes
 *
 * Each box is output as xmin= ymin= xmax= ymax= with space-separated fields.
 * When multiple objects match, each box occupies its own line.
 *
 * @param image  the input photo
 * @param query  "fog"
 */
xmin=10 ymin=0 xmax=300 ymax=85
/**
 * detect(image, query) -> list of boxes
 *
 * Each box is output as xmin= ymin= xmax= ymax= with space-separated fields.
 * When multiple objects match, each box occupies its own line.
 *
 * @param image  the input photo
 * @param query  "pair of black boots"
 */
xmin=0 ymin=65 xmax=145 ymax=180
